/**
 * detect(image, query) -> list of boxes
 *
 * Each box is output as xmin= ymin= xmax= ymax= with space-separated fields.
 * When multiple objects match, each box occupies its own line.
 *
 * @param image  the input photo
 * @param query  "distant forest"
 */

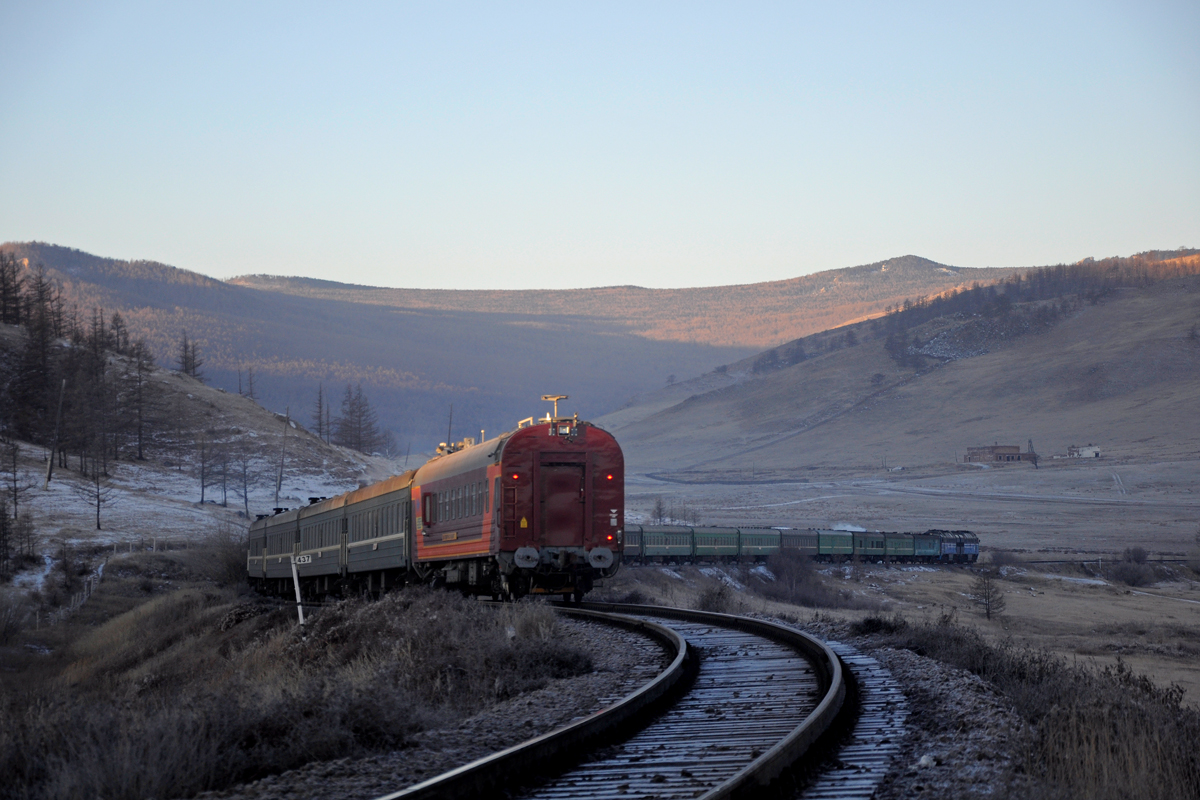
xmin=743 ymin=249 xmax=1200 ymax=375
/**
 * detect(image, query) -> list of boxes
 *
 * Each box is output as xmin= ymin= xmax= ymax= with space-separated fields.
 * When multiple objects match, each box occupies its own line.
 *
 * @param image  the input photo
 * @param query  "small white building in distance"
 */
xmin=1067 ymin=444 xmax=1101 ymax=458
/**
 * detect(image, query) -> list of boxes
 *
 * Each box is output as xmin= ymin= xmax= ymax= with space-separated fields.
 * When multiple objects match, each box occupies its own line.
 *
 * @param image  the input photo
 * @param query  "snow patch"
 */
xmin=751 ymin=565 xmax=776 ymax=581
xmin=1043 ymin=575 xmax=1107 ymax=586
xmin=659 ymin=568 xmax=683 ymax=581
xmin=699 ymin=567 xmax=744 ymax=590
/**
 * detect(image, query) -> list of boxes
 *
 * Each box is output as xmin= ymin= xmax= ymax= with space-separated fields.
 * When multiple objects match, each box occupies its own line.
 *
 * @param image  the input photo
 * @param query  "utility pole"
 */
xmin=274 ymin=406 xmax=289 ymax=507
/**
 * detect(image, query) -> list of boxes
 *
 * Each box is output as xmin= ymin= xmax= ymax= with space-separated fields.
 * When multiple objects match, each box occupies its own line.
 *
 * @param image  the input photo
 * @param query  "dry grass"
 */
xmin=856 ymin=615 xmax=1200 ymax=800
xmin=0 ymin=575 xmax=591 ymax=800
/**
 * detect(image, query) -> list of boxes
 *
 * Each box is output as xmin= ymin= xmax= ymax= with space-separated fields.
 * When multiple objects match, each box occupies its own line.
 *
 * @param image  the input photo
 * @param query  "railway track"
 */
xmin=377 ymin=603 xmax=849 ymax=800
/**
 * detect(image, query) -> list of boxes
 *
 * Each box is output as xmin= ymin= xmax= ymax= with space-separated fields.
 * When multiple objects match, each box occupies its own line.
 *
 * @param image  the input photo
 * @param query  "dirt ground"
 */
xmin=621 ymin=454 xmax=1200 ymax=707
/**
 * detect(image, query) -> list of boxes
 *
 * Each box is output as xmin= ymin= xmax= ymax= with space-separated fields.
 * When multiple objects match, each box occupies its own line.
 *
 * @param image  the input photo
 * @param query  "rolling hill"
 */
xmin=599 ymin=270 xmax=1200 ymax=475
xmin=0 ymin=242 xmax=1016 ymax=448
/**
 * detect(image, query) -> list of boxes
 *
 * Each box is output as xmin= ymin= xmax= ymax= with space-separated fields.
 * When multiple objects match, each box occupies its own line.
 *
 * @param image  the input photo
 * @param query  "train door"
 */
xmin=339 ymin=517 xmax=349 ymax=573
xmin=539 ymin=461 xmax=586 ymax=547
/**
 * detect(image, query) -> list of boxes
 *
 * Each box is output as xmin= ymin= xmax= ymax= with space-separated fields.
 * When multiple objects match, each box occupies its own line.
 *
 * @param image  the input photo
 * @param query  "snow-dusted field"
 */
xmin=7 ymin=435 xmax=401 ymax=558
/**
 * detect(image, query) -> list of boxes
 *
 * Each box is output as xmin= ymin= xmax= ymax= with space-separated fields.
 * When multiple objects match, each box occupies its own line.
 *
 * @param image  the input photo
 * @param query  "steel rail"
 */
xmin=576 ymin=602 xmax=846 ymax=799
xmin=374 ymin=603 xmax=846 ymax=800
xmin=375 ymin=608 xmax=690 ymax=800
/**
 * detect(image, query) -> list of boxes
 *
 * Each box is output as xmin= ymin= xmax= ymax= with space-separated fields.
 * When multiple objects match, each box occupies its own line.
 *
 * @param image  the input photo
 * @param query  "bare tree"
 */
xmin=0 ymin=501 xmax=12 ymax=580
xmin=313 ymin=383 xmax=326 ymax=442
xmin=0 ymin=439 xmax=33 ymax=518
xmin=196 ymin=432 xmax=209 ymax=503
xmin=215 ymin=441 xmax=230 ymax=507
xmin=14 ymin=512 xmax=35 ymax=561
xmin=177 ymin=330 xmax=204 ymax=381
xmin=69 ymin=451 xmax=117 ymax=530
xmin=332 ymin=384 xmax=383 ymax=453
xmin=231 ymin=438 xmax=260 ymax=518
xmin=651 ymin=496 xmax=666 ymax=525
xmin=972 ymin=570 xmax=1007 ymax=620
xmin=0 ymin=590 xmax=30 ymax=645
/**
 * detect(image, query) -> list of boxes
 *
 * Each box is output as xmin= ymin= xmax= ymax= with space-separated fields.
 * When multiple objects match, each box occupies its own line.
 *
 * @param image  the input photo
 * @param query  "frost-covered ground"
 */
xmin=4 ymin=428 xmax=407 ymax=591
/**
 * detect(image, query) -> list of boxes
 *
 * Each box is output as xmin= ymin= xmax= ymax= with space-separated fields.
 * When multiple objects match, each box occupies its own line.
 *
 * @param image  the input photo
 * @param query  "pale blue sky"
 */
xmin=1 ymin=1 xmax=1196 ymax=289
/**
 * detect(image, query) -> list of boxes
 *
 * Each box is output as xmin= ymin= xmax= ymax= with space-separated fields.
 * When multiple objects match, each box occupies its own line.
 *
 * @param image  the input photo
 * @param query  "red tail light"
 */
xmin=606 ymin=534 xmax=614 ymax=541
xmin=606 ymin=474 xmax=613 ymax=480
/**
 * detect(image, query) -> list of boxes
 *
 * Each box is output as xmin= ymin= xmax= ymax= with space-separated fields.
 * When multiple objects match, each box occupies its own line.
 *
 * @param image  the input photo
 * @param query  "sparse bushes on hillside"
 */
xmin=863 ymin=617 xmax=1200 ymax=800
xmin=755 ymin=552 xmax=881 ymax=610
xmin=881 ymin=250 xmax=1200 ymax=338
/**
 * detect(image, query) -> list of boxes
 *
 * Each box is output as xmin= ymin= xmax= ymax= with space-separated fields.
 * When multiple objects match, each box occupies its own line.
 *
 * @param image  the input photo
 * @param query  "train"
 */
xmin=622 ymin=526 xmax=979 ymax=564
xmin=247 ymin=413 xmax=625 ymax=602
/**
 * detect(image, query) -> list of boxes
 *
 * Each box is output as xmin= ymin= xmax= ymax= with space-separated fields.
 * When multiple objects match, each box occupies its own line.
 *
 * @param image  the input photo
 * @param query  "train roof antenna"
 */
xmin=541 ymin=394 xmax=568 ymax=420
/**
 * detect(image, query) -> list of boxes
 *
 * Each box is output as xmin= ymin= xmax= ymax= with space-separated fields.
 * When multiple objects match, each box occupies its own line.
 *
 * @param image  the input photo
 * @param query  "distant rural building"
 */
xmin=1067 ymin=444 xmax=1102 ymax=458
xmin=965 ymin=444 xmax=1037 ymax=463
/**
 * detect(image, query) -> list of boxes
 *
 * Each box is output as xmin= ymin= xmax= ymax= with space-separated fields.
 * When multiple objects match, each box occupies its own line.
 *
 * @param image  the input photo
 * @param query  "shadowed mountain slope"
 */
xmin=2 ymin=243 xmax=1016 ymax=448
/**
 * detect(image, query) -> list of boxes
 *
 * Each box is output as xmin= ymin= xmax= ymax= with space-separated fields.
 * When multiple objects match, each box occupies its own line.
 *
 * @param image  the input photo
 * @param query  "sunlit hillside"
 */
xmin=601 ymin=269 xmax=1200 ymax=475
xmin=231 ymin=255 xmax=1019 ymax=349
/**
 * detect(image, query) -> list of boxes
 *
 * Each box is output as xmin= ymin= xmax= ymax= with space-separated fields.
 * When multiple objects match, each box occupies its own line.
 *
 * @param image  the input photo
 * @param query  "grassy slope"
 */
xmin=604 ymin=276 xmax=1200 ymax=472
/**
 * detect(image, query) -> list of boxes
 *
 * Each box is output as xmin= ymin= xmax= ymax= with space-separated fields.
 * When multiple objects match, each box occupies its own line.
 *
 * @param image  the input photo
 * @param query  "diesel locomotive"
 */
xmin=247 ymin=414 xmax=624 ymax=602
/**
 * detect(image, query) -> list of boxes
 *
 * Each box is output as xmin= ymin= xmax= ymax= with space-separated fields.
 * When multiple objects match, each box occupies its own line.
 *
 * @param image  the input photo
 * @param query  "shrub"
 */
xmin=1123 ymin=546 xmax=1148 ymax=565
xmin=868 ymin=620 xmax=1200 ymax=800
xmin=850 ymin=614 xmax=908 ymax=635
xmin=755 ymin=552 xmax=881 ymax=610
xmin=694 ymin=584 xmax=733 ymax=613
xmin=1109 ymin=561 xmax=1154 ymax=587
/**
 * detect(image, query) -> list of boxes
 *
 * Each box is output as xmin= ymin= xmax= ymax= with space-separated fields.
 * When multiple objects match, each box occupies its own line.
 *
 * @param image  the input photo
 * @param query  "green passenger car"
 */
xmin=623 ymin=525 xmax=643 ymax=560
xmin=780 ymin=530 xmax=819 ymax=557
xmin=913 ymin=533 xmax=941 ymax=559
xmin=817 ymin=530 xmax=854 ymax=560
xmin=640 ymin=526 xmax=694 ymax=561
xmin=885 ymin=533 xmax=915 ymax=561
xmin=737 ymin=528 xmax=781 ymax=560
xmin=853 ymin=532 xmax=887 ymax=560
xmin=693 ymin=527 xmax=740 ymax=559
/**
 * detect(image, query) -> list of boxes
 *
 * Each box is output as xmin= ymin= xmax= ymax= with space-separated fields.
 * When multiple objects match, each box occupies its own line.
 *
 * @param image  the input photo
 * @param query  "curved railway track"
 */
xmin=378 ymin=603 xmax=848 ymax=800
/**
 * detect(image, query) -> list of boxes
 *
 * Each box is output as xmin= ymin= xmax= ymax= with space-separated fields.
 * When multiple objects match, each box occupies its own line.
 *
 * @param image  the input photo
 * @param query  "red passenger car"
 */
xmin=413 ymin=416 xmax=623 ymax=600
